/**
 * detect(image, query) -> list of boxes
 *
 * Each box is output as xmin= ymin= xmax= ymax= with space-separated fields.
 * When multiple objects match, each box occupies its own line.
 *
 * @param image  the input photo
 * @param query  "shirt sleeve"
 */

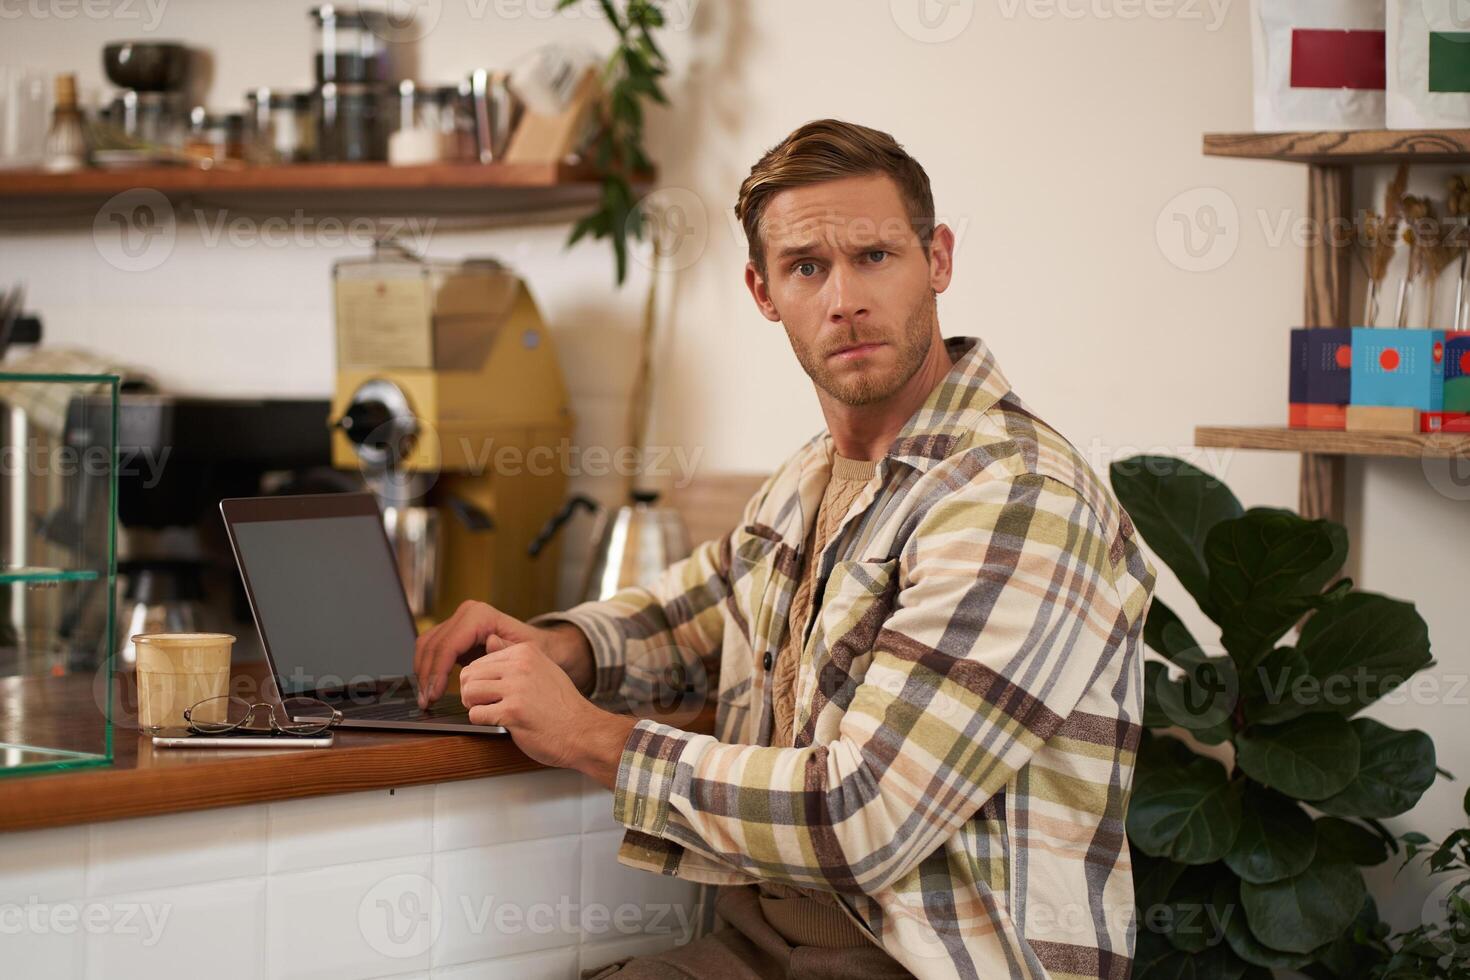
xmin=528 ymin=472 xmax=781 ymax=708
xmin=609 ymin=470 xmax=1126 ymax=895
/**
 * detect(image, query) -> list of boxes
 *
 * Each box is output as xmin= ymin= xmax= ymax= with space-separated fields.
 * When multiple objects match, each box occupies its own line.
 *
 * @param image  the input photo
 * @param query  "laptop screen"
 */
xmin=223 ymin=496 xmax=418 ymax=697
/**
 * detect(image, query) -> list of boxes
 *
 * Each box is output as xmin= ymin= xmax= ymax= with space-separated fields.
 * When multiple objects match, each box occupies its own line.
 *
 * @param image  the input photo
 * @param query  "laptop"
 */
xmin=219 ymin=492 xmax=502 ymax=734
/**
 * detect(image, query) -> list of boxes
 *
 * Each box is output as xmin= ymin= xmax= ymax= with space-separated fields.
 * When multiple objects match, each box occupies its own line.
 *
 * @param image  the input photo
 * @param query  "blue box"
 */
xmin=1350 ymin=328 xmax=1446 ymax=411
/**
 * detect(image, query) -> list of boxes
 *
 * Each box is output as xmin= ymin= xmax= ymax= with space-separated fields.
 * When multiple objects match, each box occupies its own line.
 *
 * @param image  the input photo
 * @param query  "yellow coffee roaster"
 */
xmin=329 ymin=244 xmax=573 ymax=624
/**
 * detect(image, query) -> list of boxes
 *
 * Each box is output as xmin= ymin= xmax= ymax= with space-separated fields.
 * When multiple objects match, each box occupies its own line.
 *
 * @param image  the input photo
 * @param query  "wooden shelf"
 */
xmin=0 ymin=160 xmax=645 ymax=221
xmin=1203 ymin=130 xmax=1470 ymax=164
xmin=1195 ymin=425 xmax=1470 ymax=459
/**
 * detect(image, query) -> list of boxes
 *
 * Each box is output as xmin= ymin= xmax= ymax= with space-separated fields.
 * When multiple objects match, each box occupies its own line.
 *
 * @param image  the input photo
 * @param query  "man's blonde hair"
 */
xmin=734 ymin=119 xmax=937 ymax=278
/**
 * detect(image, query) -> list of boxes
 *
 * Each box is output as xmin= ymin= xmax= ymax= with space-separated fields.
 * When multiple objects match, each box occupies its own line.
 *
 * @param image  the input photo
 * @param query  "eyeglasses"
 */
xmin=184 ymin=696 xmax=342 ymax=737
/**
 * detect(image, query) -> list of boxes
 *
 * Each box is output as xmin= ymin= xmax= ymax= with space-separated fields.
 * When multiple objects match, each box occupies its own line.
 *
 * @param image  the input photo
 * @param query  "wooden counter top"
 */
xmin=0 ymin=661 xmax=714 ymax=834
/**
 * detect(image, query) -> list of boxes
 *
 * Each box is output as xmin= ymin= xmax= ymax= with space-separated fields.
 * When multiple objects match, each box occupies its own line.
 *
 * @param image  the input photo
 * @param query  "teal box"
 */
xmin=1447 ymin=332 xmax=1470 ymax=413
xmin=1350 ymin=328 xmax=1446 ymax=410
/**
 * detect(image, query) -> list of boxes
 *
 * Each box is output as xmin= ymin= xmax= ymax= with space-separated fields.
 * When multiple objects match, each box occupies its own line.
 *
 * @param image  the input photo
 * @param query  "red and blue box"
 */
xmin=1350 ymin=327 xmax=1446 ymax=410
xmin=1289 ymin=327 xmax=1353 ymax=429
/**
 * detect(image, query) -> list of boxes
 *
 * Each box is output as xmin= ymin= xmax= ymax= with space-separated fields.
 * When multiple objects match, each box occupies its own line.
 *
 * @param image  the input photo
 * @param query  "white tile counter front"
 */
xmin=0 ymin=770 xmax=701 ymax=979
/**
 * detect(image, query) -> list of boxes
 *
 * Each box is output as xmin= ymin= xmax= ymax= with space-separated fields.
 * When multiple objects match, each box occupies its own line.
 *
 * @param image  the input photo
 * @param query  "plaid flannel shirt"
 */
xmin=532 ymin=336 xmax=1155 ymax=980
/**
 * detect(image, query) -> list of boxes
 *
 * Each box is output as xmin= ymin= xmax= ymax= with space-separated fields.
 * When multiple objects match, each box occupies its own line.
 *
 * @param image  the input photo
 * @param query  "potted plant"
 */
xmin=1109 ymin=455 xmax=1442 ymax=978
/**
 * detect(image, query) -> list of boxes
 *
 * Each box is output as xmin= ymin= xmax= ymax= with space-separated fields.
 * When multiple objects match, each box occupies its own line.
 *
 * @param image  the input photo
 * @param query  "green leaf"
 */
xmin=1314 ymin=817 xmax=1391 ymax=866
xmin=1204 ymin=509 xmax=1349 ymax=670
xmin=1134 ymin=930 xmax=1253 ymax=980
xmin=1135 ymin=851 xmax=1189 ymax=915
xmin=1242 ymin=644 xmax=1314 ymax=726
xmin=1143 ymin=598 xmax=1197 ymax=664
xmin=1136 ymin=730 xmax=1200 ymax=782
xmin=1315 ymin=719 xmax=1436 ymax=819
xmin=1109 ymin=456 xmax=1244 ymax=618
xmin=1164 ymin=864 xmax=1231 ymax=952
xmin=1224 ymin=784 xmax=1316 ymax=883
xmin=1218 ymin=877 xmax=1319 ymax=969
xmin=1235 ymin=713 xmax=1360 ymax=801
xmin=1127 ymin=757 xmax=1242 ymax=864
xmin=1143 ymin=660 xmax=1175 ymax=730
xmin=1295 ymin=593 xmax=1432 ymax=717
xmin=1299 ymin=894 xmax=1383 ymax=979
xmin=1240 ymin=851 xmax=1367 ymax=953
xmin=1154 ymin=637 xmax=1239 ymax=743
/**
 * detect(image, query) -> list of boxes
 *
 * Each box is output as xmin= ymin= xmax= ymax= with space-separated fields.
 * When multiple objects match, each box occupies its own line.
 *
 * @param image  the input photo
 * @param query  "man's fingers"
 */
xmin=419 ymin=604 xmax=488 ymax=705
xmin=459 ymin=677 xmax=505 ymax=707
xmin=467 ymin=703 xmax=504 ymax=728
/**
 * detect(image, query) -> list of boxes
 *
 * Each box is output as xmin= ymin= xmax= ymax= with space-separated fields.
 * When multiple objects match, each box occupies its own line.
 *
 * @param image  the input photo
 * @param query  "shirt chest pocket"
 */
xmin=795 ymin=556 xmax=901 ymax=736
xmin=720 ymin=523 xmax=788 ymax=711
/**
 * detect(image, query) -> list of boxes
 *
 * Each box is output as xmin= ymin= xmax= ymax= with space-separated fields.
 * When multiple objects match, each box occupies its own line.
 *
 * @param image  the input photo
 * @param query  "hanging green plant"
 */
xmin=559 ymin=0 xmax=670 ymax=285
xmin=1110 ymin=455 xmax=1445 ymax=979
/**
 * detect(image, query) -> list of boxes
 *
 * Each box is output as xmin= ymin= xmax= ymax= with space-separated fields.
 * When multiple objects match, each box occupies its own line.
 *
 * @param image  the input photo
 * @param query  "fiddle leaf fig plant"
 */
xmin=1111 ymin=455 xmax=1440 ymax=978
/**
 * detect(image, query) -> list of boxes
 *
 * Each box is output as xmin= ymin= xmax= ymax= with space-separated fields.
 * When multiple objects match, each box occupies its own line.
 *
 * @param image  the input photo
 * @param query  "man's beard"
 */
xmin=784 ymin=289 xmax=937 ymax=407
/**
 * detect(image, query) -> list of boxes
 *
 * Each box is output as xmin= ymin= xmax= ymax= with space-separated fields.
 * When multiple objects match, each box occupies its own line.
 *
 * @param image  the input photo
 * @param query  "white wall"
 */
xmin=3 ymin=0 xmax=1467 ymax=929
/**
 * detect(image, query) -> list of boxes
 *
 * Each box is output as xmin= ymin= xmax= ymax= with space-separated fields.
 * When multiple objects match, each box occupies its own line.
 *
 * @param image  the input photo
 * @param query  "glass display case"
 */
xmin=0 ymin=373 xmax=118 ymax=775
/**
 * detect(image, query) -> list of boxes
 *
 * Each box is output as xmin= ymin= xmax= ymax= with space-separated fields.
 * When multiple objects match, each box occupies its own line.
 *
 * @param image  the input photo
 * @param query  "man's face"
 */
xmin=745 ymin=173 xmax=953 ymax=407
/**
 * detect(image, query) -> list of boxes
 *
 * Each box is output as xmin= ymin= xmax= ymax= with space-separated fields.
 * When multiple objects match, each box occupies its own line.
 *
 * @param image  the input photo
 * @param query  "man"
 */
xmin=414 ymin=119 xmax=1156 ymax=980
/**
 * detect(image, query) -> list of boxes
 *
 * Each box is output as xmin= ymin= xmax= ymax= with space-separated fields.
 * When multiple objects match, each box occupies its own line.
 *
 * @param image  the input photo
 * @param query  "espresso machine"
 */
xmin=329 ymin=244 xmax=573 ymax=624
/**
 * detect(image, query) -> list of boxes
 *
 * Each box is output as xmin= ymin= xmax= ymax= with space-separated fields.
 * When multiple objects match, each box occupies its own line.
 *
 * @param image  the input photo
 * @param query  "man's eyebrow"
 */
xmin=772 ymin=237 xmax=909 ymax=261
xmin=773 ymin=241 xmax=822 ymax=261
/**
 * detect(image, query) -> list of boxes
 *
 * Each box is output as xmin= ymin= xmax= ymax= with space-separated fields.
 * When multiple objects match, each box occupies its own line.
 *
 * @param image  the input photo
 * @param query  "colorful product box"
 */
xmin=1288 ymin=327 xmax=1353 ymax=429
xmin=1349 ymin=328 xmax=1446 ymax=411
xmin=1446 ymin=331 xmax=1470 ymax=413
xmin=1421 ymin=411 xmax=1470 ymax=433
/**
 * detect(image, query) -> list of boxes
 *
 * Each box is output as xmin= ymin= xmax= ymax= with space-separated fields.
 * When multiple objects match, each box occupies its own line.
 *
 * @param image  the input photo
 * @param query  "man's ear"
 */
xmin=744 ymin=261 xmax=783 ymax=323
xmin=928 ymin=224 xmax=956 ymax=295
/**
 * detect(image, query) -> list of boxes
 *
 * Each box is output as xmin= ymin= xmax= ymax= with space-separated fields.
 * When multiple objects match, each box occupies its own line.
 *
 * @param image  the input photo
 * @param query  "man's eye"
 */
xmin=866 ymin=250 xmax=888 ymax=263
xmin=794 ymin=261 xmax=818 ymax=277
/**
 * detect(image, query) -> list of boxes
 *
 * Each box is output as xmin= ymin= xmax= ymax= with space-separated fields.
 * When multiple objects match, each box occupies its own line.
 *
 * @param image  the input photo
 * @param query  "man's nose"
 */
xmin=825 ymin=263 xmax=870 ymax=325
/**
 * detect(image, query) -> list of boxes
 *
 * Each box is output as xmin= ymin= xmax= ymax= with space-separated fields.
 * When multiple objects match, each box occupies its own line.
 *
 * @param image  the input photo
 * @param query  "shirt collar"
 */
xmin=884 ymin=335 xmax=1011 ymax=473
xmin=796 ymin=336 xmax=1012 ymax=482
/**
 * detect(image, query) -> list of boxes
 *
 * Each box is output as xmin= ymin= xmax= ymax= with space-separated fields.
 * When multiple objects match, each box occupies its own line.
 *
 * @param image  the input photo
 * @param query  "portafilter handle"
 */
xmin=527 ymin=494 xmax=599 ymax=558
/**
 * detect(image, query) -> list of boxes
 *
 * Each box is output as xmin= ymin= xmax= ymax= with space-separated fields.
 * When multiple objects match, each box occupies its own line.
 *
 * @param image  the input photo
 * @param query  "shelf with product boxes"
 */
xmin=1193 ymin=137 xmax=1470 ymax=521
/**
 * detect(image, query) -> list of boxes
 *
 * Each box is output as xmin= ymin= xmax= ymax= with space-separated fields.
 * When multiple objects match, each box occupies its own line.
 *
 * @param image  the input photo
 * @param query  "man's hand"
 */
xmin=413 ymin=600 xmax=594 ymax=708
xmin=459 ymin=642 xmax=636 ymax=787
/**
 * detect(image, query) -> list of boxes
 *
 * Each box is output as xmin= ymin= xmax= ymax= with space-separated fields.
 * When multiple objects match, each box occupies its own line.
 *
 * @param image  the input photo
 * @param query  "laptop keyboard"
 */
xmin=333 ymin=694 xmax=472 ymax=722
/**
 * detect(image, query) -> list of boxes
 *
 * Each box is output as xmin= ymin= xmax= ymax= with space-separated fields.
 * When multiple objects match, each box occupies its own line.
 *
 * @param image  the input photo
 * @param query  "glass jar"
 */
xmin=310 ymin=5 xmax=390 ymax=85
xmin=185 ymin=108 xmax=246 ymax=164
xmin=245 ymin=88 xmax=313 ymax=164
xmin=314 ymin=81 xmax=384 ymax=162
xmin=431 ymin=84 xmax=476 ymax=162
xmin=385 ymin=80 xmax=439 ymax=166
